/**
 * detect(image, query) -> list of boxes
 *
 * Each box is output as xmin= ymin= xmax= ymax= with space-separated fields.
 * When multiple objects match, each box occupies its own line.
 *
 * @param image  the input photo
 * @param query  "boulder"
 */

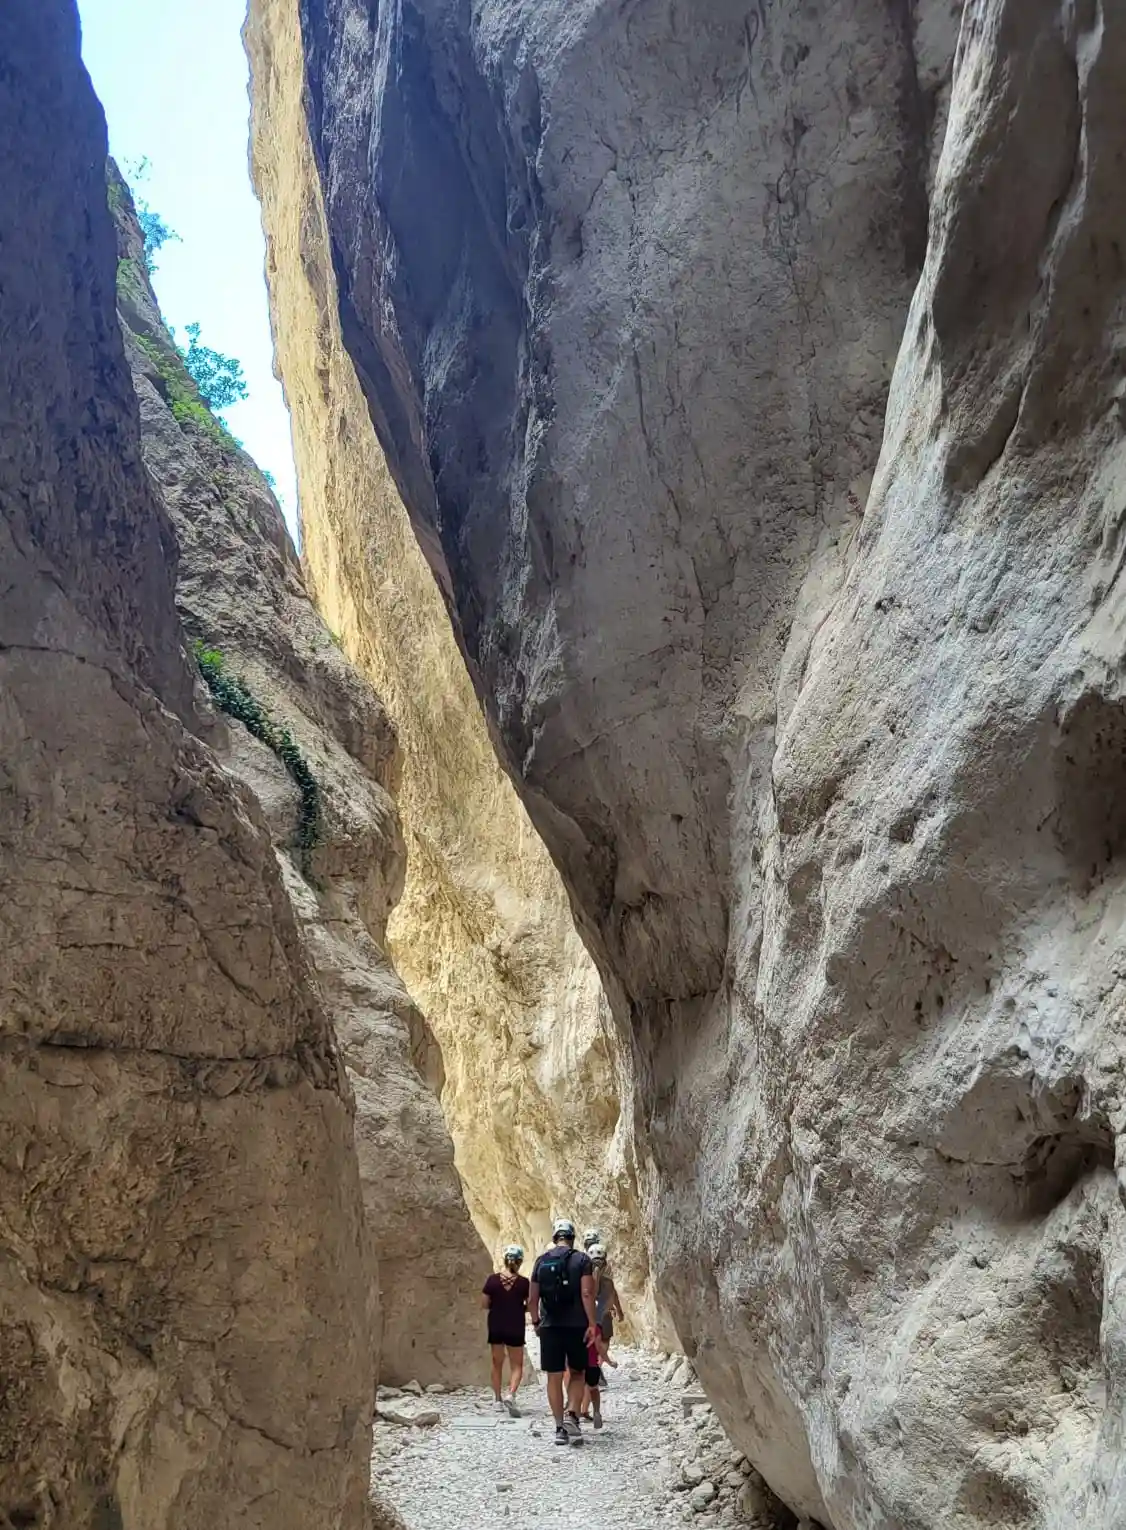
xmin=376 ymin=1404 xmax=441 ymax=1429
xmin=690 ymin=1483 xmax=718 ymax=1513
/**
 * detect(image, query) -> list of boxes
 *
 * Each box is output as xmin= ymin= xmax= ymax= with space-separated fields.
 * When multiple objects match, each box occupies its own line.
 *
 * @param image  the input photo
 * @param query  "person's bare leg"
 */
xmin=547 ymin=1370 xmax=565 ymax=1424
xmin=490 ymin=1344 xmax=504 ymax=1402
xmin=589 ymin=1384 xmax=602 ymax=1427
xmin=506 ymin=1346 xmax=524 ymax=1397
xmin=566 ymin=1368 xmax=586 ymax=1418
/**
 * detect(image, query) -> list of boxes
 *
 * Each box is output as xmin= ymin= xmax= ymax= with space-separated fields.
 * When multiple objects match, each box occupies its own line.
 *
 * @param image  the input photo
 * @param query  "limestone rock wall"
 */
xmin=745 ymin=7 xmax=1126 ymax=1522
xmin=295 ymin=0 xmax=961 ymax=1028
xmin=285 ymin=0 xmax=1126 ymax=1524
xmin=110 ymin=170 xmax=490 ymax=1388
xmin=0 ymin=5 xmax=371 ymax=1524
xmin=244 ymin=0 xmax=658 ymax=1335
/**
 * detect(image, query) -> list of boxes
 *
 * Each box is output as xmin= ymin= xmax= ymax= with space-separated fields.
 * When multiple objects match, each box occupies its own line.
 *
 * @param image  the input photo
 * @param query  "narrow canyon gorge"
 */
xmin=2 ymin=1 xmax=1126 ymax=1528
xmin=243 ymin=0 xmax=657 ymax=1331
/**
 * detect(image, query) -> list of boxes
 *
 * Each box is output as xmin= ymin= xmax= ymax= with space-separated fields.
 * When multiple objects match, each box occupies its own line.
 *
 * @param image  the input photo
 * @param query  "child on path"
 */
xmin=581 ymin=1242 xmax=624 ymax=1427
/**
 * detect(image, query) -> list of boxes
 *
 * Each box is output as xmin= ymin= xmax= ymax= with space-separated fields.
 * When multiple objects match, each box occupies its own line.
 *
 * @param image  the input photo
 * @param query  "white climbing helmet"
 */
xmin=583 ymin=1227 xmax=604 ymax=1249
xmin=552 ymin=1218 xmax=576 ymax=1241
xmin=588 ymin=1242 xmax=608 ymax=1265
xmin=503 ymin=1244 xmax=524 ymax=1264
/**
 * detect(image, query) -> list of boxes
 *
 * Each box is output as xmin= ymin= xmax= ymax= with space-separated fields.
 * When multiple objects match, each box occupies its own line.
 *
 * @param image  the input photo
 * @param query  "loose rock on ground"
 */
xmin=370 ymin=1350 xmax=787 ymax=1529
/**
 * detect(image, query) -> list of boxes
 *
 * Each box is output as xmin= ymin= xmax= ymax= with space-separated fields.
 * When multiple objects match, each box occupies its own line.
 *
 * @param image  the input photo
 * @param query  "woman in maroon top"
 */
xmin=481 ymin=1245 xmax=530 ymax=1414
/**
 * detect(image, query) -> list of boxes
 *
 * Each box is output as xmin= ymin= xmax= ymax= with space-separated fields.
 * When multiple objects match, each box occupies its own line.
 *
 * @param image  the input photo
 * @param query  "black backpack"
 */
xmin=537 ymin=1246 xmax=578 ymax=1315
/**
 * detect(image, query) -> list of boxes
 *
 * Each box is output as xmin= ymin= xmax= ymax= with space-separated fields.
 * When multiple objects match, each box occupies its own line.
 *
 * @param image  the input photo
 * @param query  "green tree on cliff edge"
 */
xmin=178 ymin=322 xmax=249 ymax=412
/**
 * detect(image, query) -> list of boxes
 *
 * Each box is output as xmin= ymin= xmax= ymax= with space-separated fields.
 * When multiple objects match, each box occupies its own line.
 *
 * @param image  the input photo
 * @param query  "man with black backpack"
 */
xmin=528 ymin=1217 xmax=598 ymax=1445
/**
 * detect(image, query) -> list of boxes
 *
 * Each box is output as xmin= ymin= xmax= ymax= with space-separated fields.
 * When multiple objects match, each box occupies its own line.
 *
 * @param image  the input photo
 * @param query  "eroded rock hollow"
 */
xmin=278 ymin=0 xmax=1126 ymax=1525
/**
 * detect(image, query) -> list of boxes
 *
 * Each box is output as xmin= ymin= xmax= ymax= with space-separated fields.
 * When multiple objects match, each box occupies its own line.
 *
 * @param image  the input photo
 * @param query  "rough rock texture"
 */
xmin=110 ymin=173 xmax=490 ymax=1388
xmin=747 ymin=7 xmax=1126 ymax=1523
xmin=296 ymin=0 xmax=963 ymax=1031
xmin=286 ymin=0 xmax=1126 ymax=1525
xmin=0 ymin=5 xmax=371 ymax=1524
xmin=244 ymin=0 xmax=659 ymax=1334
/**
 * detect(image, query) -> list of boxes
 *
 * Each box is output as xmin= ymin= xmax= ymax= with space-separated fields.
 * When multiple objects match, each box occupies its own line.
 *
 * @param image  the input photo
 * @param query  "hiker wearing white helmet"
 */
xmin=590 ymin=1243 xmax=623 ymax=1362
xmin=481 ymin=1244 xmax=530 ymax=1415
xmin=582 ymin=1227 xmax=603 ymax=1250
xmin=528 ymin=1218 xmax=597 ymax=1445
xmin=579 ymin=1243 xmax=624 ymax=1428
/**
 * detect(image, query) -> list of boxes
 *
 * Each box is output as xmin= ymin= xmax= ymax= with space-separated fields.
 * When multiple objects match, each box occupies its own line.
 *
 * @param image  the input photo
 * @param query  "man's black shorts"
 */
xmin=538 ymin=1325 xmax=599 ymax=1384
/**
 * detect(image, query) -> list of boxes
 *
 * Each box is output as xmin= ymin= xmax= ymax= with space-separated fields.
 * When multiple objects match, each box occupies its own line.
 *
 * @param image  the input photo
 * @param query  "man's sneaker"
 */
xmin=592 ymin=1406 xmax=604 ymax=1430
xmin=504 ymin=1396 xmax=520 ymax=1418
xmin=564 ymin=1411 xmax=583 ymax=1445
xmin=554 ymin=1423 xmax=570 ymax=1446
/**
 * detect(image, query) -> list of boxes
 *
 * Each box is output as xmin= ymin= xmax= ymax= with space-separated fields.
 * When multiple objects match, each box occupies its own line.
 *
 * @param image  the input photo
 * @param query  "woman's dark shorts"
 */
xmin=539 ymin=1326 xmax=600 ymax=1384
xmin=488 ymin=1329 xmax=525 ymax=1349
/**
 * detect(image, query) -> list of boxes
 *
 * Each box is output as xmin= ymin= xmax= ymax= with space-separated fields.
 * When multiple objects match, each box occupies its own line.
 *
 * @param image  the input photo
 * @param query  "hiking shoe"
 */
xmin=554 ymin=1424 xmax=570 ymax=1446
xmin=504 ymin=1396 xmax=520 ymax=1417
xmin=564 ymin=1411 xmax=583 ymax=1445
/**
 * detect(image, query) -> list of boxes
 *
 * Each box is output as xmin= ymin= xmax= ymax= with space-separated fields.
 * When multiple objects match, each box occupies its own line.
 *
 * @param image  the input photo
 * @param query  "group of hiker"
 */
xmin=480 ymin=1218 xmax=624 ymax=1446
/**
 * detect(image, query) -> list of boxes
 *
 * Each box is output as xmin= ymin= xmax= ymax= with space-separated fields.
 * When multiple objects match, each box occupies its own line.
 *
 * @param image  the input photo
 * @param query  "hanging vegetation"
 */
xmin=193 ymin=641 xmax=322 ymax=879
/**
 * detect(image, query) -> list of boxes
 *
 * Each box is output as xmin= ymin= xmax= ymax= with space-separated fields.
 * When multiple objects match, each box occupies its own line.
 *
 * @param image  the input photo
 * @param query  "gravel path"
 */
xmin=370 ymin=1350 xmax=777 ymax=1530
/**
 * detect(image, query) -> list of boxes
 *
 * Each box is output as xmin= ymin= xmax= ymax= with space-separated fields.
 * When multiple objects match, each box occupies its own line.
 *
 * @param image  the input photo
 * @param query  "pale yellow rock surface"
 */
xmin=110 ymin=170 xmax=490 ymax=1390
xmin=244 ymin=0 xmax=658 ymax=1336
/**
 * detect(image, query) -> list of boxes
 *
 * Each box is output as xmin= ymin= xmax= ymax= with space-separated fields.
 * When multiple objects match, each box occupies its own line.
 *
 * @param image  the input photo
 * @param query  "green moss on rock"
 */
xmin=193 ymin=642 xmax=323 ymax=879
xmin=136 ymin=333 xmax=238 ymax=451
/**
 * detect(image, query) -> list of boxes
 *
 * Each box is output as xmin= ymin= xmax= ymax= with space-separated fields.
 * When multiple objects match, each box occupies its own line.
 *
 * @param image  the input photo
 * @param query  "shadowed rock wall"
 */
xmin=110 ymin=167 xmax=491 ymax=1389
xmin=0 ymin=5 xmax=372 ymax=1523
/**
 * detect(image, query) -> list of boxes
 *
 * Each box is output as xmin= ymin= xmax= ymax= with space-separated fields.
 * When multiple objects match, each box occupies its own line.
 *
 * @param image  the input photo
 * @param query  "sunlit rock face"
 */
xmin=245 ymin=0 xmax=659 ymax=1337
xmin=287 ymin=0 xmax=1126 ymax=1523
xmin=0 ymin=6 xmax=371 ymax=1524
